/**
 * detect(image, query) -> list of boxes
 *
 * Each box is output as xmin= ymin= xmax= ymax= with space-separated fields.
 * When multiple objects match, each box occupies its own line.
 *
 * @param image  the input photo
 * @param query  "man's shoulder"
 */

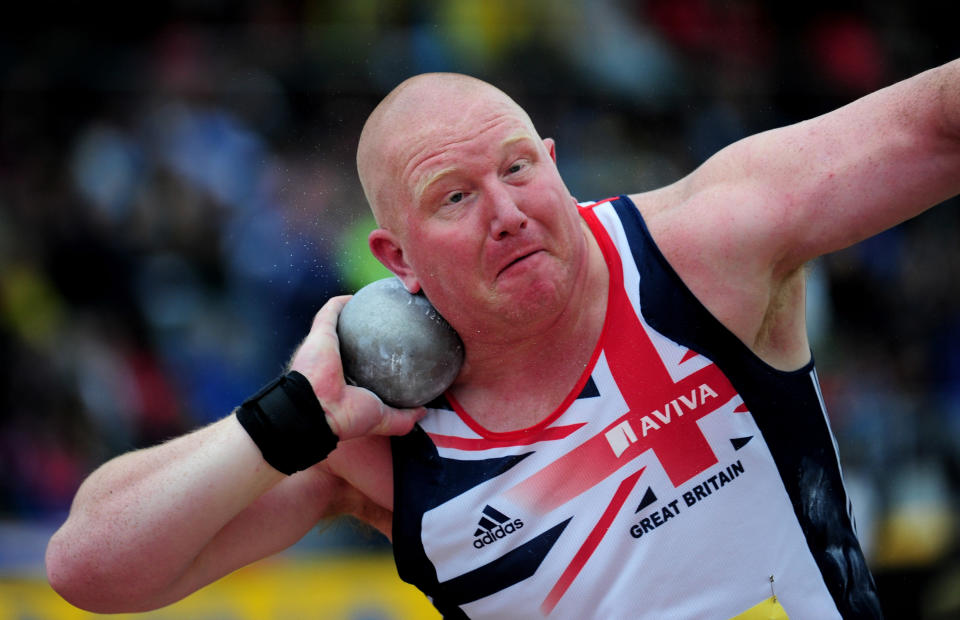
xmin=624 ymin=185 xmax=687 ymax=230
xmin=624 ymin=181 xmax=811 ymax=370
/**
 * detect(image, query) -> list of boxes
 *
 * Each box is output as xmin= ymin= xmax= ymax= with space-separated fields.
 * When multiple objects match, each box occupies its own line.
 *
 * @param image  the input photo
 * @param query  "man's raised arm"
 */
xmin=628 ymin=59 xmax=959 ymax=369
xmin=664 ymin=58 xmax=960 ymax=276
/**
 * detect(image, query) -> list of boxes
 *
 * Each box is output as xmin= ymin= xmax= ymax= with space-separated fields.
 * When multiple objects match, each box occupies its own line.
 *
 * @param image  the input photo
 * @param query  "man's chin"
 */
xmin=495 ymin=277 xmax=570 ymax=324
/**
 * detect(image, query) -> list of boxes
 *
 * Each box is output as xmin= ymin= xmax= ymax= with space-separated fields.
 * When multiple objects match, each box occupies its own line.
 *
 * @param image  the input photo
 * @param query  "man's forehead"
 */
xmin=360 ymin=75 xmax=535 ymax=171
xmin=401 ymin=93 xmax=530 ymax=141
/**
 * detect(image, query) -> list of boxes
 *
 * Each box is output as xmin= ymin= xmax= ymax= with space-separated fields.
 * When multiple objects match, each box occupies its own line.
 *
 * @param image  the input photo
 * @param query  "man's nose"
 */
xmin=488 ymin=186 xmax=527 ymax=240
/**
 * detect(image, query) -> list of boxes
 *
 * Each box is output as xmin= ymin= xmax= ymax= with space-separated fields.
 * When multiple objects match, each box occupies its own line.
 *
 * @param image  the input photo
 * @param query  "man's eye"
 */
xmin=447 ymin=191 xmax=464 ymax=204
xmin=507 ymin=159 xmax=531 ymax=175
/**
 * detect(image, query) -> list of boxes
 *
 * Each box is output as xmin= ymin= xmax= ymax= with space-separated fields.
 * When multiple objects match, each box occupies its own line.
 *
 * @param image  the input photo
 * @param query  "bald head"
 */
xmin=357 ymin=73 xmax=539 ymax=233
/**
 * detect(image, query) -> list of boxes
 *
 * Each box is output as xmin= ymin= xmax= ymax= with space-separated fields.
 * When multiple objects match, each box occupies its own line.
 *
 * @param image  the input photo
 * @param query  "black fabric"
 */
xmin=236 ymin=370 xmax=338 ymax=475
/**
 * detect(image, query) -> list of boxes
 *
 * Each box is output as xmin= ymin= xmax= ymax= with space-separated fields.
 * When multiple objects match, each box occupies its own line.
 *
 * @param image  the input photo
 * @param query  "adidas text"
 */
xmin=473 ymin=519 xmax=524 ymax=549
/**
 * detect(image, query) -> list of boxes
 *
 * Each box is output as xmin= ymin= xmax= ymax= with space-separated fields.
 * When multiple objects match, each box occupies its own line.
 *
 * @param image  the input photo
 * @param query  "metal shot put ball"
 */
xmin=337 ymin=277 xmax=464 ymax=408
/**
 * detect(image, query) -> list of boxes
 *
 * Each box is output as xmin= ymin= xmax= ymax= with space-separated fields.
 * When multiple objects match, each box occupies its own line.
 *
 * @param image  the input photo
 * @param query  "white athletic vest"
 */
xmin=391 ymin=196 xmax=881 ymax=619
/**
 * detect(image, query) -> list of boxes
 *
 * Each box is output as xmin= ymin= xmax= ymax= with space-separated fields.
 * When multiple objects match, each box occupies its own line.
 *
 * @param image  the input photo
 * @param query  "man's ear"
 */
xmin=543 ymin=137 xmax=557 ymax=163
xmin=368 ymin=228 xmax=421 ymax=294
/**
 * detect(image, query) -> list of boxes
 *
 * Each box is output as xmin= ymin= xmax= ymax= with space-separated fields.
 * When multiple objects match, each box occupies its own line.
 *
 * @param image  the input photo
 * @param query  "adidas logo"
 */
xmin=472 ymin=505 xmax=524 ymax=549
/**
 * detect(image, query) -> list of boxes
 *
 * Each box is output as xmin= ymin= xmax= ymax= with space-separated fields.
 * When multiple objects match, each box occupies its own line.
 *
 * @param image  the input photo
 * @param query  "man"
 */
xmin=47 ymin=62 xmax=960 ymax=618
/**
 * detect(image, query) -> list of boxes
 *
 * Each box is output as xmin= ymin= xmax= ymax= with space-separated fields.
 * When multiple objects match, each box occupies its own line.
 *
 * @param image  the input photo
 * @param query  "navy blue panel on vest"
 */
xmin=391 ymin=427 xmax=540 ymax=618
xmin=439 ymin=519 xmax=571 ymax=606
xmin=425 ymin=394 xmax=456 ymax=411
xmin=577 ymin=376 xmax=600 ymax=399
xmin=611 ymin=195 xmax=882 ymax=618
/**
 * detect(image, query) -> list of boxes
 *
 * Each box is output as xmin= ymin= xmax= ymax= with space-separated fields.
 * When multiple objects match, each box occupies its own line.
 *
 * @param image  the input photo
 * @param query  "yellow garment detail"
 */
xmin=730 ymin=596 xmax=789 ymax=620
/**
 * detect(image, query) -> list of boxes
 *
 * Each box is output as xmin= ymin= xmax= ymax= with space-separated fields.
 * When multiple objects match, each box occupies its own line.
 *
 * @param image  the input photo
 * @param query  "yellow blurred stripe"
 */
xmin=0 ymin=554 xmax=440 ymax=619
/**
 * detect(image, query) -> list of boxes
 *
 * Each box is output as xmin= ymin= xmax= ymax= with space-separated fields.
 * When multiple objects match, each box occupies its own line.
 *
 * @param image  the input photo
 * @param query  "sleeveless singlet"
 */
xmin=390 ymin=196 xmax=882 ymax=619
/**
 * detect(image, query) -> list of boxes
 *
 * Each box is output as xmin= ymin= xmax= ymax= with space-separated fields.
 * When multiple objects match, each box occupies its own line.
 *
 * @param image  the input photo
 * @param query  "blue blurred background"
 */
xmin=1 ymin=1 xmax=959 ymax=617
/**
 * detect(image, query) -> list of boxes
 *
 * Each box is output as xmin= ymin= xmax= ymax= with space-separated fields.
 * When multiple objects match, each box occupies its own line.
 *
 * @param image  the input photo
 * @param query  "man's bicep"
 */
xmin=680 ymin=59 xmax=960 ymax=272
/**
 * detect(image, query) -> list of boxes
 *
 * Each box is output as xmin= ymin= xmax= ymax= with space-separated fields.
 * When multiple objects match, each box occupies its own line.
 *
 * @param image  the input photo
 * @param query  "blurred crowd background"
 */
xmin=1 ymin=0 xmax=959 ymax=617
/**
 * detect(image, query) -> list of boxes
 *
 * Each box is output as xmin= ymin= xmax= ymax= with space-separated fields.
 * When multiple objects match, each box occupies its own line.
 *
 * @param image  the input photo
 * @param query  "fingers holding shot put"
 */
xmin=288 ymin=295 xmax=352 ymax=397
xmin=287 ymin=293 xmax=428 ymax=442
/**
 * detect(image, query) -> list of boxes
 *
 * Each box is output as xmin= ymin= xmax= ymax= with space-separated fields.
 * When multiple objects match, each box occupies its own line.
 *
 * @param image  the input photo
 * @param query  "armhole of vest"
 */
xmin=608 ymin=194 xmax=815 ymax=381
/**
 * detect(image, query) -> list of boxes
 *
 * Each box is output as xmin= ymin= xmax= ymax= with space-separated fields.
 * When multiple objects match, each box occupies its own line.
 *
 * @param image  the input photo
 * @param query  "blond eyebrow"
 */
xmin=501 ymin=132 xmax=537 ymax=149
xmin=415 ymin=166 xmax=458 ymax=203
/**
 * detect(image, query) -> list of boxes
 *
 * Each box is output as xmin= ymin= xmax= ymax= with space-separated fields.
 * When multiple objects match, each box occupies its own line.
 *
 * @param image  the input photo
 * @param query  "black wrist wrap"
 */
xmin=236 ymin=371 xmax=338 ymax=475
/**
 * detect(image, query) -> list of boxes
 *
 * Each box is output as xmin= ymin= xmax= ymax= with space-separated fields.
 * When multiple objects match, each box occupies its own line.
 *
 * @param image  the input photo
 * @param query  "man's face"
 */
xmin=373 ymin=96 xmax=587 ymax=343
